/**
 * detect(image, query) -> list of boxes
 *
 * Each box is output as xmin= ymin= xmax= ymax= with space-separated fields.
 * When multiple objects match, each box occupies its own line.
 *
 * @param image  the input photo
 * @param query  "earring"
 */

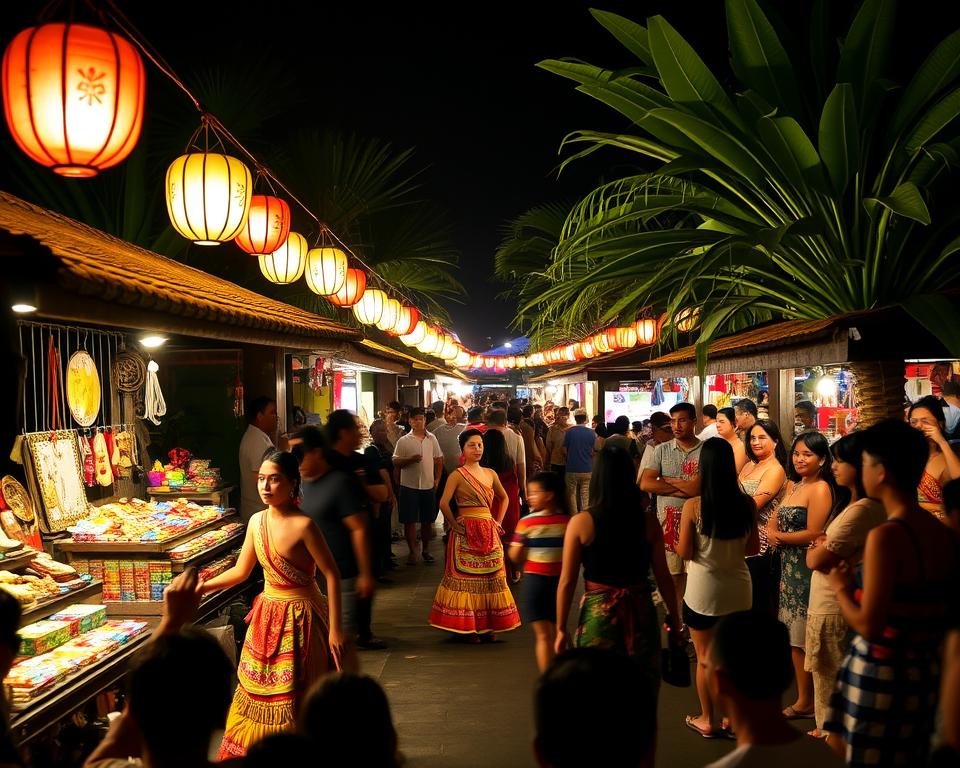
xmin=290 ymin=490 xmax=295 ymax=498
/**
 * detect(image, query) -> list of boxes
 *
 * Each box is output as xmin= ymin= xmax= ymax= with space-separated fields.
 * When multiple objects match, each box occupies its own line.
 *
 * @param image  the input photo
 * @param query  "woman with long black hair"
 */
xmin=677 ymin=437 xmax=757 ymax=738
xmin=480 ymin=429 xmax=521 ymax=581
xmin=555 ymin=446 xmax=681 ymax=697
xmin=770 ymin=430 xmax=836 ymax=720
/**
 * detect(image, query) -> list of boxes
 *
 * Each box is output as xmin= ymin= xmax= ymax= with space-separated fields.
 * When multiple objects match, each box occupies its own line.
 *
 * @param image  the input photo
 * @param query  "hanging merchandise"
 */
xmin=66 ymin=350 xmax=101 ymax=428
xmin=46 ymin=334 xmax=63 ymax=436
xmin=309 ymin=358 xmax=326 ymax=393
xmin=0 ymin=476 xmax=34 ymax=525
xmin=104 ymin=429 xmax=120 ymax=479
xmin=24 ymin=432 xmax=90 ymax=533
xmin=114 ymin=430 xmax=136 ymax=478
xmin=78 ymin=432 xmax=95 ymax=487
xmin=143 ymin=360 xmax=166 ymax=425
xmin=92 ymin=431 xmax=112 ymax=488
xmin=233 ymin=374 xmax=245 ymax=419
xmin=652 ymin=378 xmax=665 ymax=406
xmin=113 ymin=349 xmax=147 ymax=418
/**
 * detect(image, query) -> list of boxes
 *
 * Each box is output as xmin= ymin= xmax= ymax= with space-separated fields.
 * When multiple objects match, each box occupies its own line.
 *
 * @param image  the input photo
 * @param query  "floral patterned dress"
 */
xmin=777 ymin=504 xmax=812 ymax=647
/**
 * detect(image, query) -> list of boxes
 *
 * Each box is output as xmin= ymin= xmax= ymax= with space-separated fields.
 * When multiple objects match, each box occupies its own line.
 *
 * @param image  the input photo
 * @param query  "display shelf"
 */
xmin=0 ymin=548 xmax=39 ymax=572
xmin=103 ymin=580 xmax=249 ymax=618
xmin=10 ymin=622 xmax=156 ymax=747
xmin=19 ymin=580 xmax=103 ymax=628
xmin=169 ymin=528 xmax=245 ymax=573
xmin=146 ymin=485 xmax=234 ymax=509
xmin=57 ymin=513 xmax=239 ymax=555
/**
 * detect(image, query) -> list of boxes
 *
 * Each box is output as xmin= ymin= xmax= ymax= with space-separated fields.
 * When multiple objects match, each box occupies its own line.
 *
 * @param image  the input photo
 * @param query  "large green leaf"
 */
xmin=890 ymin=29 xmax=960 ymax=139
xmin=725 ymin=0 xmax=806 ymax=122
xmin=903 ymin=86 xmax=960 ymax=152
xmin=819 ymin=83 xmax=859 ymax=195
xmin=590 ymin=10 xmax=654 ymax=66
xmin=646 ymin=15 xmax=744 ymax=131
xmin=756 ymin=116 xmax=829 ymax=194
xmin=863 ymin=182 xmax=931 ymax=224
xmin=836 ymin=0 xmax=895 ymax=118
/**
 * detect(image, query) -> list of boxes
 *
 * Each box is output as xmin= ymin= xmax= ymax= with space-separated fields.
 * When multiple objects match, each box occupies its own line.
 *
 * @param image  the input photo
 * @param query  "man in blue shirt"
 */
xmin=562 ymin=409 xmax=596 ymax=513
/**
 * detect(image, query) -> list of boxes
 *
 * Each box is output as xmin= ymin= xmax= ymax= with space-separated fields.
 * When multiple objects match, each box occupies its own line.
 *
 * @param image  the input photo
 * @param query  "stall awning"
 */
xmin=527 ymin=364 xmax=586 ymax=383
xmin=0 ymin=191 xmax=360 ymax=348
xmin=358 ymin=339 xmax=471 ymax=380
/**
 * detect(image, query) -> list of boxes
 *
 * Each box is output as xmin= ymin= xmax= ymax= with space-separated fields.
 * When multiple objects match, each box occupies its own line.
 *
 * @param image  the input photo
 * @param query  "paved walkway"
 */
xmin=358 ymin=544 xmax=742 ymax=768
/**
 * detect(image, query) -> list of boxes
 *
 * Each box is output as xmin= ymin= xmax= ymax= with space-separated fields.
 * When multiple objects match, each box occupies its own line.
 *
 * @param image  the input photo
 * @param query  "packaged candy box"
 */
xmin=48 ymin=604 xmax=107 ymax=635
xmin=18 ymin=620 xmax=75 ymax=656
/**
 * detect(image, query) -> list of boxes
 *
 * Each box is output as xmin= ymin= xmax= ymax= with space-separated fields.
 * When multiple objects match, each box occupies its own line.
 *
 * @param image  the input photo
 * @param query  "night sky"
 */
xmin=4 ymin=1 xmax=957 ymax=350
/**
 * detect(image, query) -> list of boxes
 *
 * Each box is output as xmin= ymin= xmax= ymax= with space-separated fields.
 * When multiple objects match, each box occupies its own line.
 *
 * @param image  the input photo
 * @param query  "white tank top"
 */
xmin=685 ymin=507 xmax=752 ymax=617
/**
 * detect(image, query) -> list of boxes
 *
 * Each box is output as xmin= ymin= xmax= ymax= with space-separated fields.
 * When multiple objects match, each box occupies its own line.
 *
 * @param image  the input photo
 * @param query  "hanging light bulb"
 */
xmin=327 ymin=267 xmax=366 ymax=307
xmin=259 ymin=231 xmax=307 ymax=284
xmin=2 ymin=23 xmax=146 ymax=177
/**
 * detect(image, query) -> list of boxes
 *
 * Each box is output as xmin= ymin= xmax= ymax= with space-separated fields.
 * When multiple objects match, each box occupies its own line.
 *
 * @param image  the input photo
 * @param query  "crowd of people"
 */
xmin=5 ymin=392 xmax=960 ymax=767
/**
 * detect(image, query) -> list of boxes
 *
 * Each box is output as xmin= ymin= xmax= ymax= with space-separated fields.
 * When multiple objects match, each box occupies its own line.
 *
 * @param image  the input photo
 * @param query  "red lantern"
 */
xmin=327 ymin=268 xmax=366 ymax=307
xmin=234 ymin=195 xmax=291 ymax=255
xmin=634 ymin=317 xmax=659 ymax=345
xmin=605 ymin=327 xmax=637 ymax=350
xmin=390 ymin=305 xmax=420 ymax=336
xmin=2 ymin=23 xmax=146 ymax=177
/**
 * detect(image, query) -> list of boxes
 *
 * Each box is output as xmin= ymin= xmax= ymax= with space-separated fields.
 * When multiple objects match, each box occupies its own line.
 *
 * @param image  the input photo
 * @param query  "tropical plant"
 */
xmin=523 ymin=0 xmax=960 ymax=418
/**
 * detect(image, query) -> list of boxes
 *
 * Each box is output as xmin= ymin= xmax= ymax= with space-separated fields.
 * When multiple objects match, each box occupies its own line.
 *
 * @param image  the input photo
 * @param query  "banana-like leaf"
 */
xmin=903 ymin=86 xmax=960 ymax=152
xmin=890 ymin=28 xmax=960 ymax=139
xmin=836 ymin=0 xmax=895 ymax=119
xmin=863 ymin=182 xmax=931 ymax=224
xmin=756 ymin=116 xmax=829 ymax=194
xmin=819 ymin=84 xmax=859 ymax=195
xmin=590 ymin=9 xmax=654 ymax=65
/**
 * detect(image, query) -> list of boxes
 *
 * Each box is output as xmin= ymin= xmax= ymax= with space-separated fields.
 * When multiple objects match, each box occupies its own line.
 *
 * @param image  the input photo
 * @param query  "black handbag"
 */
xmin=661 ymin=642 xmax=692 ymax=687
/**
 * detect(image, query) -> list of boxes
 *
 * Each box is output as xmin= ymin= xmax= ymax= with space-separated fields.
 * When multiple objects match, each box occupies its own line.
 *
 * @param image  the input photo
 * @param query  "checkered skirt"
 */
xmin=823 ymin=634 xmax=939 ymax=767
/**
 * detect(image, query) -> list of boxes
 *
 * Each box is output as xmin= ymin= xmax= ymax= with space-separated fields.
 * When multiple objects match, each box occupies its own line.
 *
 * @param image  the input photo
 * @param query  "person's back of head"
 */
xmin=613 ymin=415 xmax=630 ymax=435
xmin=523 ymin=404 xmax=535 ymax=419
xmin=709 ymin=612 xmax=792 ymax=703
xmin=572 ymin=409 xmax=588 ymax=425
xmin=734 ymin=398 xmax=758 ymax=419
xmin=292 ymin=424 xmax=327 ymax=452
xmin=325 ymin=409 xmax=357 ymax=445
xmin=246 ymin=395 xmax=275 ymax=425
xmin=486 ymin=409 xmax=507 ymax=428
xmin=535 ymin=648 xmax=655 ymax=768
xmin=508 ymin=405 xmax=523 ymax=425
xmin=424 ymin=410 xmax=436 ymax=425
xmin=467 ymin=406 xmax=484 ymax=424
xmin=702 ymin=404 xmax=718 ymax=422
xmin=480 ymin=428 xmax=513 ymax=474
xmin=0 ymin=590 xmax=22 ymax=679
xmin=491 ymin=400 xmax=508 ymax=411
xmin=943 ymin=380 xmax=960 ymax=399
xmin=860 ymin=418 xmax=928 ymax=498
xmin=431 ymin=400 xmax=444 ymax=416
xmin=244 ymin=733 xmax=314 ymax=767
xmin=593 ymin=446 xmax=643 ymax=525
xmin=128 ymin=629 xmax=233 ymax=762
xmin=649 ymin=411 xmax=671 ymax=430
xmin=300 ymin=672 xmax=399 ymax=768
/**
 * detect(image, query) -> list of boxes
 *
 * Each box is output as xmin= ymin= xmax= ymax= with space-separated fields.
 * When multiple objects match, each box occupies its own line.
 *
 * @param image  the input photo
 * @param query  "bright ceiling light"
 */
xmin=11 ymin=303 xmax=37 ymax=314
xmin=504 ymin=341 xmax=512 ymax=348
xmin=816 ymin=376 xmax=837 ymax=398
xmin=140 ymin=335 xmax=167 ymax=348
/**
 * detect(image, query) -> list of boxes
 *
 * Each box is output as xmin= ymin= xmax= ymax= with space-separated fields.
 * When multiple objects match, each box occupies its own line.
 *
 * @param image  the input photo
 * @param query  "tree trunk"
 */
xmin=849 ymin=360 xmax=907 ymax=427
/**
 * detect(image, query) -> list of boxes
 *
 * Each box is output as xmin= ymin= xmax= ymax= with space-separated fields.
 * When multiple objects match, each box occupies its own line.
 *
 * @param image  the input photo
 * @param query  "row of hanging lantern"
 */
xmin=1 ymin=18 xmax=702 ymax=373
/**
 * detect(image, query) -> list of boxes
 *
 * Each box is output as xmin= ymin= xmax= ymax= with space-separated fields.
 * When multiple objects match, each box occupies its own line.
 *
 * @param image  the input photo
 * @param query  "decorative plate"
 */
xmin=1 ymin=476 xmax=34 ymax=523
xmin=66 ymin=351 xmax=101 ymax=427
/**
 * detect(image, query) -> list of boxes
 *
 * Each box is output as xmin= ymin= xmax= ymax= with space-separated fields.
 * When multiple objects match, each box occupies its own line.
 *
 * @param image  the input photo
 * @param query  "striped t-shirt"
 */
xmin=511 ymin=511 xmax=569 ymax=577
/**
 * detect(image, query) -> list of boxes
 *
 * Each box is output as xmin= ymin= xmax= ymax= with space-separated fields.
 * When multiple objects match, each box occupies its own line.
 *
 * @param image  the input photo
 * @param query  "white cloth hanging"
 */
xmin=144 ymin=361 xmax=166 ymax=425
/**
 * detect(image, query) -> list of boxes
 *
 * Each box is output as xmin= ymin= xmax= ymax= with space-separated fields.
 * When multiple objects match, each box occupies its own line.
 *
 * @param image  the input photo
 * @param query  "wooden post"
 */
xmin=777 ymin=368 xmax=795 ymax=435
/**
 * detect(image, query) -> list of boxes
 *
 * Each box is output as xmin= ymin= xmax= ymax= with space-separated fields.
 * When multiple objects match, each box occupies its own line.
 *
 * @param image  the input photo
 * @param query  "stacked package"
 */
xmin=72 ymin=559 xmax=173 ymax=603
xmin=48 ymin=604 xmax=107 ymax=635
xmin=167 ymin=522 xmax=244 ymax=561
xmin=67 ymin=498 xmax=225 ymax=543
xmin=197 ymin=548 xmax=240 ymax=582
xmin=18 ymin=620 xmax=75 ymax=656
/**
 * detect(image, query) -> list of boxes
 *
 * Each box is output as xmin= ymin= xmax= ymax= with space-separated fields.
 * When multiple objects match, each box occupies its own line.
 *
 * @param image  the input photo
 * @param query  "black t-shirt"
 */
xmin=300 ymin=470 xmax=362 ymax=580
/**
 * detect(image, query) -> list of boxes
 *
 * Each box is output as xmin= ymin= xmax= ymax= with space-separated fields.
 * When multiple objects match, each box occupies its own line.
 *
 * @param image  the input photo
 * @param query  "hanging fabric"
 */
xmin=47 ymin=334 xmax=62 ymax=439
xmin=104 ymin=429 xmax=120 ymax=478
xmin=144 ymin=360 xmax=166 ymax=425
xmin=652 ymin=378 xmax=665 ymax=406
xmin=92 ymin=431 xmax=113 ymax=488
xmin=78 ymin=432 xmax=95 ymax=487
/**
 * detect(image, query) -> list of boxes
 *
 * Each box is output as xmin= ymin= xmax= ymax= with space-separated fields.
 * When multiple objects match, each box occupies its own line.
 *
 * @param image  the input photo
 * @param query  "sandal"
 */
xmin=783 ymin=705 xmax=815 ymax=720
xmin=684 ymin=715 xmax=720 ymax=739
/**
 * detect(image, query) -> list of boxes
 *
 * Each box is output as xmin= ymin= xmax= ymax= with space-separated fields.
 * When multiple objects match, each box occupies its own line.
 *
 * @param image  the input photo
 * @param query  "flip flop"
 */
xmin=684 ymin=715 xmax=720 ymax=739
xmin=783 ymin=706 xmax=815 ymax=720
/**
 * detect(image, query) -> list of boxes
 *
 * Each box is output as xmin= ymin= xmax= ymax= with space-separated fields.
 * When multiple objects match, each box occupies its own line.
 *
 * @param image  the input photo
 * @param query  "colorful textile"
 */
xmin=428 ymin=469 xmax=520 ymax=634
xmin=217 ymin=514 xmax=334 ymax=759
xmin=777 ymin=504 xmax=812 ymax=647
xmin=640 ymin=438 xmax=702 ymax=553
xmin=574 ymin=581 xmax=660 ymax=691
xmin=511 ymin=512 xmax=569 ymax=577
xmin=918 ymin=469 xmax=944 ymax=515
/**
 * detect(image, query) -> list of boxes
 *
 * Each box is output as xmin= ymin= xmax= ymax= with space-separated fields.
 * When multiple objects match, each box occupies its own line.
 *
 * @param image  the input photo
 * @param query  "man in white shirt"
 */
xmin=434 ymin=406 xmax=465 ymax=475
xmin=393 ymin=407 xmax=443 ymax=565
xmin=486 ymin=408 xmax=526 ymax=497
xmin=702 ymin=612 xmax=843 ymax=767
xmin=697 ymin=404 xmax=720 ymax=441
xmin=237 ymin=396 xmax=277 ymax=522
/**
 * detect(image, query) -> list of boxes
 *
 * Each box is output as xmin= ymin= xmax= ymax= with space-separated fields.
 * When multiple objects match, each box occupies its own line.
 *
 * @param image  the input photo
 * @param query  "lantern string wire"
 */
xmin=94 ymin=0 xmax=658 ymax=363
xmin=101 ymin=0 xmax=437 ymax=326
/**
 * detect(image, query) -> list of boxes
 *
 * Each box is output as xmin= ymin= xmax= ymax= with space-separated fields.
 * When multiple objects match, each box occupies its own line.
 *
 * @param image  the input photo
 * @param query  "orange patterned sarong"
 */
xmin=216 ymin=514 xmax=335 ymax=759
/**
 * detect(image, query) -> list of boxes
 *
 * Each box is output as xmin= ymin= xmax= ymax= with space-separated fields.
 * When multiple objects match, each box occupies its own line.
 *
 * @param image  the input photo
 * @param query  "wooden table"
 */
xmin=145 ymin=484 xmax=235 ymax=509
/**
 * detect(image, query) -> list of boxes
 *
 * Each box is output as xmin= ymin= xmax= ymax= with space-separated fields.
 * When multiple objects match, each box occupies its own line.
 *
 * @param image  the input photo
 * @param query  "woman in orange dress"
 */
xmin=429 ymin=429 xmax=521 ymax=638
xmin=908 ymin=396 xmax=960 ymax=519
xmin=198 ymin=451 xmax=344 ymax=758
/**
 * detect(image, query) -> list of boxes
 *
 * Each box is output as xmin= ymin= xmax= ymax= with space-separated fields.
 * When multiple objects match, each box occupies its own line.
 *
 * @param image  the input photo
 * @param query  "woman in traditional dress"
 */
xmin=767 ymin=431 xmax=834 ymax=721
xmin=824 ymin=420 xmax=958 ymax=766
xmin=199 ymin=450 xmax=344 ymax=758
xmin=908 ymin=395 xmax=960 ymax=520
xmin=555 ymin=445 xmax=682 ymax=694
xmin=428 ymin=429 xmax=521 ymax=639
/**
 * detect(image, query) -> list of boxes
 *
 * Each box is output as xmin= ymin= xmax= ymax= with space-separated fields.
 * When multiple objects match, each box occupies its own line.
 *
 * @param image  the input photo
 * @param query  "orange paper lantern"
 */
xmin=634 ymin=317 xmax=659 ymax=345
xmin=605 ymin=327 xmax=637 ymax=350
xmin=327 ymin=267 xmax=366 ymax=307
xmin=234 ymin=194 xmax=291 ymax=255
xmin=2 ymin=23 xmax=146 ymax=177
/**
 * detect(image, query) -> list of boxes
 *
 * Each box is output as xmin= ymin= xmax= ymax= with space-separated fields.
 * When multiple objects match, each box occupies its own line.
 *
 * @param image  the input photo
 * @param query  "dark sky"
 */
xmin=5 ymin=1 xmax=958 ymax=350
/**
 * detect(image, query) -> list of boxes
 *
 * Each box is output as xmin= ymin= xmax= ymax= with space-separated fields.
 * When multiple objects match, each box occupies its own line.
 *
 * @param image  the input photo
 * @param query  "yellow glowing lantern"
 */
xmin=581 ymin=339 xmax=596 ymax=358
xmin=391 ymin=305 xmax=420 ymax=336
xmin=375 ymin=298 xmax=401 ymax=332
xmin=166 ymin=152 xmax=252 ymax=245
xmin=592 ymin=332 xmax=612 ymax=354
xmin=327 ymin=268 xmax=366 ymax=307
xmin=417 ymin=327 xmax=443 ymax=355
xmin=483 ymin=357 xmax=498 ymax=370
xmin=516 ymin=356 xmax=528 ymax=368
xmin=605 ymin=327 xmax=637 ymax=350
xmin=258 ymin=231 xmax=306 ymax=284
xmin=399 ymin=320 xmax=427 ymax=347
xmin=471 ymin=354 xmax=485 ymax=369
xmin=454 ymin=350 xmax=473 ymax=368
xmin=235 ymin=194 xmax=291 ymax=255
xmin=305 ymin=246 xmax=348 ymax=296
xmin=634 ymin=317 xmax=659 ymax=345
xmin=353 ymin=288 xmax=387 ymax=325
xmin=2 ymin=23 xmax=146 ymax=177
xmin=438 ymin=336 xmax=458 ymax=361
xmin=675 ymin=307 xmax=701 ymax=332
